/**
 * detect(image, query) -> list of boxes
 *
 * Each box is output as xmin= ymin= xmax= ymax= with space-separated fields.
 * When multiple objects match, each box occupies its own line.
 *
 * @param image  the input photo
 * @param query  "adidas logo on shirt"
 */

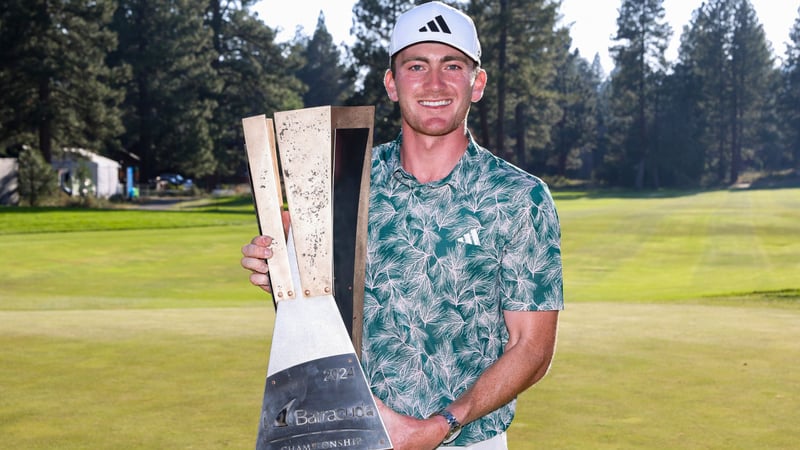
xmin=457 ymin=229 xmax=481 ymax=246
xmin=418 ymin=15 xmax=452 ymax=34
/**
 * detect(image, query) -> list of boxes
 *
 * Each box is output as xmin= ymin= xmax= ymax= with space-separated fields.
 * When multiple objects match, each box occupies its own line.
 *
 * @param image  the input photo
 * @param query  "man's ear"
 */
xmin=384 ymin=69 xmax=399 ymax=102
xmin=471 ymin=68 xmax=487 ymax=103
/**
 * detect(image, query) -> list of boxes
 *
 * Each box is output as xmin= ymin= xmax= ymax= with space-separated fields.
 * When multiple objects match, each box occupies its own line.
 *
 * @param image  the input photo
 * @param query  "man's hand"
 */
xmin=241 ymin=211 xmax=291 ymax=293
xmin=241 ymin=235 xmax=275 ymax=293
xmin=374 ymin=397 xmax=449 ymax=450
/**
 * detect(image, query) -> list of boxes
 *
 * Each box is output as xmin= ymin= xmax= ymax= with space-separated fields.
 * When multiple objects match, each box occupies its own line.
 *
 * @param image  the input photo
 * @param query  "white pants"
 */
xmin=439 ymin=432 xmax=508 ymax=450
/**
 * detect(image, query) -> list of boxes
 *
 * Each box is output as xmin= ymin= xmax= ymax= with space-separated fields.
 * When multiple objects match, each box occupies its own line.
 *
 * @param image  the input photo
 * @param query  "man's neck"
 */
xmin=399 ymin=128 xmax=469 ymax=184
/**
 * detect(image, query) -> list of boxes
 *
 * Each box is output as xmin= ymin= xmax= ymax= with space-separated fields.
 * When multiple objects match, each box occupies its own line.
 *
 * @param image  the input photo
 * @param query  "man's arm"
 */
xmin=448 ymin=309 xmax=559 ymax=423
xmin=377 ymin=309 xmax=560 ymax=450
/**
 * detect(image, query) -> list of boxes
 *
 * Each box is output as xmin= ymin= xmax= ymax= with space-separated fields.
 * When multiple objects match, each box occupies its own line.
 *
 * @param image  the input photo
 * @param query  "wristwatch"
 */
xmin=432 ymin=409 xmax=462 ymax=444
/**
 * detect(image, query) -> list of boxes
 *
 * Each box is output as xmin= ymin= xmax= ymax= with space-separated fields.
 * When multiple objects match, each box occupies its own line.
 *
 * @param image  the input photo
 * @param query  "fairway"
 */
xmin=560 ymin=189 xmax=800 ymax=303
xmin=1 ymin=189 xmax=798 ymax=449
xmin=1 ymin=303 xmax=797 ymax=449
xmin=517 ymin=303 xmax=799 ymax=449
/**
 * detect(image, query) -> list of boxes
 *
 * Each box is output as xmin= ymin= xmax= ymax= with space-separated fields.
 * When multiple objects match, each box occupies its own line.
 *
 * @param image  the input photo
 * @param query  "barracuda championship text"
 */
xmin=293 ymin=403 xmax=377 ymax=426
xmin=280 ymin=437 xmax=364 ymax=450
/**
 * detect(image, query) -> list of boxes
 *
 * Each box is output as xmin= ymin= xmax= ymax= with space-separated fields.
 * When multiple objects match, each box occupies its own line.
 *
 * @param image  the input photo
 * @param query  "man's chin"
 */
xmin=412 ymin=119 xmax=461 ymax=137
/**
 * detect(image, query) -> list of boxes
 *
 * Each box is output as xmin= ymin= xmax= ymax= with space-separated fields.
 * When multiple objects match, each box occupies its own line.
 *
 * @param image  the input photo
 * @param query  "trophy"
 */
xmin=242 ymin=106 xmax=391 ymax=450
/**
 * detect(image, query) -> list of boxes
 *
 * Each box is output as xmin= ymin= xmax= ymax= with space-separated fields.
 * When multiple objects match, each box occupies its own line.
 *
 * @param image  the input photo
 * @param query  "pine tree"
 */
xmin=548 ymin=41 xmax=599 ymax=179
xmin=297 ymin=12 xmax=352 ymax=107
xmin=16 ymin=146 xmax=57 ymax=206
xmin=205 ymin=1 xmax=305 ymax=181
xmin=781 ymin=8 xmax=800 ymax=171
xmin=657 ymin=56 xmax=706 ymax=186
xmin=348 ymin=0 xmax=410 ymax=144
xmin=468 ymin=0 xmax=561 ymax=170
xmin=679 ymin=0 xmax=730 ymax=183
xmin=589 ymin=54 xmax=612 ymax=184
xmin=608 ymin=0 xmax=671 ymax=188
xmin=728 ymin=0 xmax=772 ymax=182
xmin=111 ymin=0 xmax=220 ymax=183
xmin=0 ymin=0 xmax=124 ymax=162
xmin=676 ymin=0 xmax=774 ymax=185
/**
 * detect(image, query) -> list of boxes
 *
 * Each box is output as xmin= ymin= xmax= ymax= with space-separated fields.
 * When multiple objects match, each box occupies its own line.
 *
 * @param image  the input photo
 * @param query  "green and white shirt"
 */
xmin=361 ymin=133 xmax=564 ymax=446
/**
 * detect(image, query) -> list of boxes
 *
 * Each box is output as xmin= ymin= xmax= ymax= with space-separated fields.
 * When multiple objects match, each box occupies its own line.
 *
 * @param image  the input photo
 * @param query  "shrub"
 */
xmin=17 ymin=147 xmax=57 ymax=206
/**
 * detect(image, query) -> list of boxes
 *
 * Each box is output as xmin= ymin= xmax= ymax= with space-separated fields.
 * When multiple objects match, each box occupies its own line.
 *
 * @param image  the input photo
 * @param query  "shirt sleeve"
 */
xmin=499 ymin=181 xmax=564 ymax=312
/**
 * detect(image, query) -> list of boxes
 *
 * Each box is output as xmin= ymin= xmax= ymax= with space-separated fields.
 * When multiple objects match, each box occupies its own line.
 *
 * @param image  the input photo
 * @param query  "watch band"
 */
xmin=433 ymin=409 xmax=462 ymax=444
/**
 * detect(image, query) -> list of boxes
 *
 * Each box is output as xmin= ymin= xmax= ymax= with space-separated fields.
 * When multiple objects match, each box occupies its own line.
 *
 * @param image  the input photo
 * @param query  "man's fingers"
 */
xmin=241 ymin=255 xmax=269 ymax=274
xmin=250 ymin=235 xmax=274 ymax=246
xmin=242 ymin=235 xmax=275 ymax=294
xmin=241 ymin=241 xmax=273 ymax=260
xmin=249 ymin=272 xmax=273 ymax=293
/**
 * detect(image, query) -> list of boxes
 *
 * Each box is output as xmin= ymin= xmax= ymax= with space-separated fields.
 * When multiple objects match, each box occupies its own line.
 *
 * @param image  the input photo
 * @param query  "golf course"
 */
xmin=1 ymin=187 xmax=798 ymax=449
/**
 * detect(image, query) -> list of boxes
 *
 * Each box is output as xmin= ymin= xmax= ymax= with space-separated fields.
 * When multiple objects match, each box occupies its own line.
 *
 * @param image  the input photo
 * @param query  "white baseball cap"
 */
xmin=389 ymin=1 xmax=482 ymax=65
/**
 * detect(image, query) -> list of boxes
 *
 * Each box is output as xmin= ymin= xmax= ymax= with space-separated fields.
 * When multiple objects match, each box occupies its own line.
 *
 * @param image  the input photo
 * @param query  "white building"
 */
xmin=0 ymin=157 xmax=19 ymax=205
xmin=52 ymin=148 xmax=121 ymax=198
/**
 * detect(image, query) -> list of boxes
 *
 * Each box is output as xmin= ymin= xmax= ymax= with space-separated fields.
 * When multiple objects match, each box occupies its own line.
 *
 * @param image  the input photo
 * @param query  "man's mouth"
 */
xmin=419 ymin=99 xmax=452 ymax=107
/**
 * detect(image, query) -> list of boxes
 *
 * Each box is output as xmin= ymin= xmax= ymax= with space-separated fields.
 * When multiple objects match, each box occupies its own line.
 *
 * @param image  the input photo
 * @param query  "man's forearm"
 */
xmin=446 ymin=310 xmax=559 ymax=426
xmin=378 ymin=310 xmax=559 ymax=449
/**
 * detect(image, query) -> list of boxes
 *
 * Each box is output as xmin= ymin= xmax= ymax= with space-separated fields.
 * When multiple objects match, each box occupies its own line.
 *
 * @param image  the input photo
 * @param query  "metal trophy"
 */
xmin=242 ymin=106 xmax=390 ymax=450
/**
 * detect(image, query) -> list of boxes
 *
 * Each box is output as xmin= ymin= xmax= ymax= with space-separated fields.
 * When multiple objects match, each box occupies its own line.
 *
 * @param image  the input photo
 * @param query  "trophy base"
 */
xmin=256 ymin=353 xmax=392 ymax=450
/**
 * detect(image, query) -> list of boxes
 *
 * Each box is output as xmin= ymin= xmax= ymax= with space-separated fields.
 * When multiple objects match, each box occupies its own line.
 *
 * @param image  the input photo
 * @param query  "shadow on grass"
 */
xmin=702 ymin=289 xmax=800 ymax=308
xmin=552 ymin=188 xmax=708 ymax=201
xmin=552 ymin=169 xmax=799 ymax=201
xmin=0 ymin=202 xmax=253 ymax=216
xmin=732 ymin=169 xmax=800 ymax=191
xmin=0 ymin=198 xmax=257 ymax=235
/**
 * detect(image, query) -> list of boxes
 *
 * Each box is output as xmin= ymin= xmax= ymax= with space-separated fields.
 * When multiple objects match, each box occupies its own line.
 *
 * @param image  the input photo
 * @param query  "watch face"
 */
xmin=433 ymin=409 xmax=462 ymax=445
xmin=442 ymin=411 xmax=461 ymax=444
xmin=443 ymin=427 xmax=462 ymax=445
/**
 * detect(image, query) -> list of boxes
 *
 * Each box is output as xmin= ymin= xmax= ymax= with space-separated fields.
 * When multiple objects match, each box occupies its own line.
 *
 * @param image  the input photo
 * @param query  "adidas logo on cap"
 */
xmin=390 ymin=1 xmax=482 ymax=64
xmin=418 ymin=14 xmax=452 ymax=34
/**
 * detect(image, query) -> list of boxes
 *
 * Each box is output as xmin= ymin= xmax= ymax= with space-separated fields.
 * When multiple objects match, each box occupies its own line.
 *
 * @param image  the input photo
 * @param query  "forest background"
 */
xmin=2 ymin=2 xmax=799 ymax=447
xmin=1 ymin=0 xmax=800 ymax=193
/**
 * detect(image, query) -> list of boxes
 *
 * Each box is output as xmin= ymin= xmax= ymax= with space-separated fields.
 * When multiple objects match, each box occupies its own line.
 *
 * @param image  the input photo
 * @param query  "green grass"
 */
xmin=0 ymin=308 xmax=271 ymax=449
xmin=0 ymin=197 xmax=261 ymax=310
xmin=559 ymin=189 xmax=800 ymax=304
xmin=1 ymin=189 xmax=798 ymax=449
xmin=513 ymin=303 xmax=799 ymax=449
xmin=0 ymin=225 xmax=262 ymax=310
xmin=0 ymin=195 xmax=255 ymax=235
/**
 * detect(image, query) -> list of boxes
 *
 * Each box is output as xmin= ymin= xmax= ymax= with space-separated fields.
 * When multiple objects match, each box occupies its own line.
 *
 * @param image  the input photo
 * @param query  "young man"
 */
xmin=241 ymin=3 xmax=563 ymax=449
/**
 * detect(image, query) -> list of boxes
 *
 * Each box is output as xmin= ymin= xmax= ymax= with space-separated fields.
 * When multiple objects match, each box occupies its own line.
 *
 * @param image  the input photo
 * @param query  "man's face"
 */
xmin=385 ymin=42 xmax=487 ymax=138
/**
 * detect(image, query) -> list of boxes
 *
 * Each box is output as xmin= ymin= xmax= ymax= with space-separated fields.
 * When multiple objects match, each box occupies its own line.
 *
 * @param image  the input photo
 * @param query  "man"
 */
xmin=241 ymin=2 xmax=563 ymax=449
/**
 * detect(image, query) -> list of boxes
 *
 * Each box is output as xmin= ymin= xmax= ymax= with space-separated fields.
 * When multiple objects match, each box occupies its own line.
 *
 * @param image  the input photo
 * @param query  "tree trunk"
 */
xmin=730 ymin=90 xmax=741 ymax=184
xmin=717 ymin=137 xmax=726 ymax=183
xmin=514 ymin=102 xmax=527 ymax=169
xmin=38 ymin=77 xmax=52 ymax=163
xmin=635 ymin=158 xmax=645 ymax=189
xmin=136 ymin=71 xmax=154 ymax=178
xmin=495 ymin=0 xmax=508 ymax=160
xmin=636 ymin=7 xmax=647 ymax=190
xmin=477 ymin=102 xmax=491 ymax=148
